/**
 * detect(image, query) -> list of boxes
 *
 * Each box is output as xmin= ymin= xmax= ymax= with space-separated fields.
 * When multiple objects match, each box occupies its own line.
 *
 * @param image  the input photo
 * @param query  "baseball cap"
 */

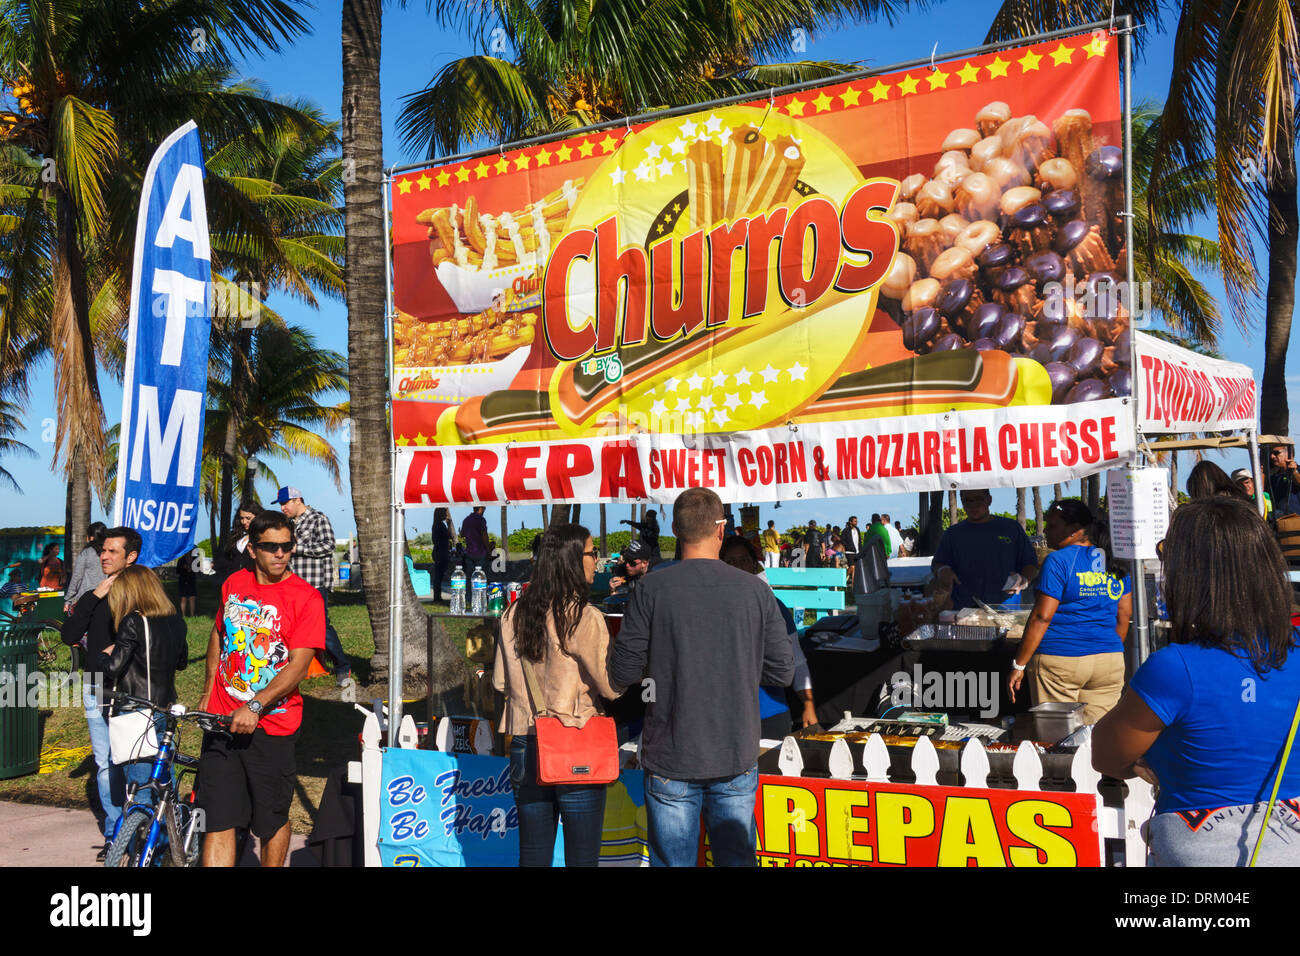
xmin=623 ymin=539 xmax=649 ymax=561
xmin=275 ymin=486 xmax=304 ymax=504
xmin=1231 ymin=468 xmax=1252 ymax=481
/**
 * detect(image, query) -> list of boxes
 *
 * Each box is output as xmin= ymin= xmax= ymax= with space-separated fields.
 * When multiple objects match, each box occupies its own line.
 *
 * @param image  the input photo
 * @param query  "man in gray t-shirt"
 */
xmin=610 ymin=488 xmax=793 ymax=867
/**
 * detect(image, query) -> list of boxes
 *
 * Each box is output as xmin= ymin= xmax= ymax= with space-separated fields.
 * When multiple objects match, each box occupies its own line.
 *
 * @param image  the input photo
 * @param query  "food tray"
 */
xmin=901 ymin=623 xmax=1003 ymax=652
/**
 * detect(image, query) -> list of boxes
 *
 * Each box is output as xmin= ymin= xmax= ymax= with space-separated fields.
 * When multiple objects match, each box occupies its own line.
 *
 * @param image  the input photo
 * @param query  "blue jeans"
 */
xmin=82 ymin=685 xmax=117 ymax=840
xmin=644 ymin=766 xmax=759 ymax=867
xmin=509 ymin=734 xmax=606 ymax=867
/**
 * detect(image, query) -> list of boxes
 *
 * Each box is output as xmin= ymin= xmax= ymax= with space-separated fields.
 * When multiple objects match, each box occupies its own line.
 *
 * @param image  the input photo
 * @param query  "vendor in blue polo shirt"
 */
xmin=1007 ymin=498 xmax=1131 ymax=724
xmin=932 ymin=488 xmax=1039 ymax=611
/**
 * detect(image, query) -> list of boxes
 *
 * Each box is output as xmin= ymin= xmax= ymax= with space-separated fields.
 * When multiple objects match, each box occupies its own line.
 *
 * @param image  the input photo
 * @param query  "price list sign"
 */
xmin=1107 ymin=468 xmax=1170 ymax=560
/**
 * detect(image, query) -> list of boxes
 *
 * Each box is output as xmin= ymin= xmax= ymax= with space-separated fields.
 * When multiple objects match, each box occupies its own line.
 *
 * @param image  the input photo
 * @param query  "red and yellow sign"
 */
xmin=701 ymin=775 xmax=1103 ymax=867
xmin=390 ymin=31 xmax=1131 ymax=504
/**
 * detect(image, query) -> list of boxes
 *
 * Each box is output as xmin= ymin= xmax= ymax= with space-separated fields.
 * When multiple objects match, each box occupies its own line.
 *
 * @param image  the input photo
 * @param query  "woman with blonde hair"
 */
xmin=98 ymin=565 xmax=189 ymax=819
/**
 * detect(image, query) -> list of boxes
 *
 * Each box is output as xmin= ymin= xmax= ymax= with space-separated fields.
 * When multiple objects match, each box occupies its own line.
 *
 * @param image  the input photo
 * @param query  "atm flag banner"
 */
xmin=113 ymin=121 xmax=213 ymax=567
xmin=390 ymin=31 xmax=1132 ymax=504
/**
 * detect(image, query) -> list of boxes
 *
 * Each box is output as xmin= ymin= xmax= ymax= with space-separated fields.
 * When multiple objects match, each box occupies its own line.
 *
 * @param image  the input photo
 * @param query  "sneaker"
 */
xmin=336 ymin=675 xmax=355 ymax=690
xmin=96 ymin=843 xmax=109 ymax=863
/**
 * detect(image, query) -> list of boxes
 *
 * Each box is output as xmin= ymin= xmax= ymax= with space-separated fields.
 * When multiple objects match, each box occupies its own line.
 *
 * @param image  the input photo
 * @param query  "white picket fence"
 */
xmin=349 ymin=709 xmax=1155 ymax=866
xmin=776 ymin=731 xmax=1155 ymax=866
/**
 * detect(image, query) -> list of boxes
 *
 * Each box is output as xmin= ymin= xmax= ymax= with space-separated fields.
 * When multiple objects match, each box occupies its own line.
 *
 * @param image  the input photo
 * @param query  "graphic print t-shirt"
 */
xmin=211 ymin=569 xmax=325 ymax=735
xmin=1034 ymin=545 xmax=1130 ymax=657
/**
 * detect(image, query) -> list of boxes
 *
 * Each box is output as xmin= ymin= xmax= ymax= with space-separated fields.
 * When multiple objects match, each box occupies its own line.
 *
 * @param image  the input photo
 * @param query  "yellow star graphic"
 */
xmin=414 ymin=432 xmax=427 ymax=444
xmin=455 ymin=166 xmax=470 ymax=183
xmin=556 ymin=144 xmax=573 ymax=162
xmin=926 ymin=68 xmax=950 ymax=90
xmin=494 ymin=155 xmax=509 ymax=174
xmin=578 ymin=139 xmax=595 ymax=158
xmin=397 ymin=178 xmax=413 ymax=194
xmin=396 ymin=436 xmax=410 ymax=447
xmin=956 ymin=62 xmax=980 ymax=85
xmin=986 ymin=56 xmax=1011 ymax=79
xmin=785 ymin=96 xmax=806 ymax=116
xmin=839 ymin=86 xmax=861 ymax=107
xmin=812 ymin=91 xmax=833 ymax=112
xmin=418 ymin=173 xmax=433 ymax=190
xmin=1085 ymin=33 xmax=1109 ymax=58
xmin=1049 ymin=43 xmax=1075 ymax=66
xmin=1018 ymin=49 xmax=1043 ymax=72
xmin=897 ymin=74 xmax=919 ymax=96
xmin=868 ymin=80 xmax=891 ymax=102
xmin=535 ymin=146 xmax=552 ymax=166
xmin=598 ymin=134 xmax=617 ymax=153
xmin=514 ymin=154 xmax=531 ymax=171
xmin=473 ymin=161 xmax=488 ymax=179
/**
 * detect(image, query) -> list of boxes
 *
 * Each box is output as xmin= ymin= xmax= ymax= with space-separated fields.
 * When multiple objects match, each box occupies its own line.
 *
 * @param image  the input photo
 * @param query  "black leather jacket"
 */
xmin=99 ymin=612 xmax=188 ymax=711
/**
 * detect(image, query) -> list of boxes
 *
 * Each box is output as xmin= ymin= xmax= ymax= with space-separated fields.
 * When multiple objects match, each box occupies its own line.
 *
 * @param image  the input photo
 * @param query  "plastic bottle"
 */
xmin=470 ymin=566 xmax=488 ymax=615
xmin=450 ymin=567 xmax=467 ymax=614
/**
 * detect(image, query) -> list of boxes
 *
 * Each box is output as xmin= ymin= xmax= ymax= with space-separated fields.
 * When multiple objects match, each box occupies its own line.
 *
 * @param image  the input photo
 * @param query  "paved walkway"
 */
xmin=0 ymin=800 xmax=318 ymax=867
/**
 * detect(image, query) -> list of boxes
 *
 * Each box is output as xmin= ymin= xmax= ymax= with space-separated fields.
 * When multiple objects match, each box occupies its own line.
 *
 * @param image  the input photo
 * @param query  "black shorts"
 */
xmin=197 ymin=728 xmax=298 ymax=839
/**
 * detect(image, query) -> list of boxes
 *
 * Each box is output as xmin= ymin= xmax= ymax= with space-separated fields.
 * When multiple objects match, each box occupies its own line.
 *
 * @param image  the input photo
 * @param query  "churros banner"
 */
xmin=718 ymin=775 xmax=1103 ymax=867
xmin=390 ymin=31 xmax=1133 ymax=505
xmin=1133 ymin=331 xmax=1257 ymax=435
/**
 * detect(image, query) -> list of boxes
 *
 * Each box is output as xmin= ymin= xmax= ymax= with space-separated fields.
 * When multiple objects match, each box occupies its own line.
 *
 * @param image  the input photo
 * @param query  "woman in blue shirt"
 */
xmin=1007 ymin=499 xmax=1131 ymax=724
xmin=1094 ymin=497 xmax=1300 ymax=866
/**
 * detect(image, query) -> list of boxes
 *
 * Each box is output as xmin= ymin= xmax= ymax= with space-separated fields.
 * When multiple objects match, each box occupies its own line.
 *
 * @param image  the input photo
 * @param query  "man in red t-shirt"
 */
xmin=198 ymin=510 xmax=324 ymax=867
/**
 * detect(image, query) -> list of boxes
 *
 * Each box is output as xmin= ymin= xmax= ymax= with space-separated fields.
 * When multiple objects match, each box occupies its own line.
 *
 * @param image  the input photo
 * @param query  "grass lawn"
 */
xmin=0 ymin=574 xmax=477 ymax=836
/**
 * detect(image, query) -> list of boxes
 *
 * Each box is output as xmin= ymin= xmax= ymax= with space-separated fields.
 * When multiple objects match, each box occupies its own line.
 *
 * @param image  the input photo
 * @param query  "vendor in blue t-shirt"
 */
xmin=1007 ymin=498 xmax=1131 ymax=724
xmin=932 ymin=489 xmax=1039 ymax=610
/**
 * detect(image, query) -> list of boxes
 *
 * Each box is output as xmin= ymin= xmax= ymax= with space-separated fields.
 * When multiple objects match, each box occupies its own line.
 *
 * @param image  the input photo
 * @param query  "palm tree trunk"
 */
xmin=1053 ymin=483 xmax=1062 ymax=503
xmin=1032 ymin=487 xmax=1043 ymax=534
xmin=540 ymin=504 xmax=548 ymax=528
xmin=572 ymin=503 xmax=581 ymax=525
xmin=1262 ymin=135 xmax=1297 ymax=436
xmin=52 ymin=191 xmax=105 ymax=557
xmin=599 ymin=504 xmax=607 ymax=556
xmin=342 ymin=0 xmax=460 ymax=692
xmin=1086 ymin=475 xmax=1100 ymax=513
xmin=947 ymin=489 xmax=958 ymax=525
xmin=499 ymin=506 xmax=508 ymax=562
xmin=549 ymin=504 xmax=571 ymax=527
xmin=1015 ymin=487 xmax=1026 ymax=529
xmin=1169 ymin=451 xmax=1179 ymax=499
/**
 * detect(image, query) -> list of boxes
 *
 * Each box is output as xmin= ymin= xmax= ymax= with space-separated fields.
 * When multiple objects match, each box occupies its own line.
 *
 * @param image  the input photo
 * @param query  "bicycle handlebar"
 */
xmin=106 ymin=691 xmax=232 ymax=733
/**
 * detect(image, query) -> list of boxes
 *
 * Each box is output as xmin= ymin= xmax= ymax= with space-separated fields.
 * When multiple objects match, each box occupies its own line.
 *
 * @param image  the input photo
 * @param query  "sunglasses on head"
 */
xmin=253 ymin=540 xmax=293 ymax=554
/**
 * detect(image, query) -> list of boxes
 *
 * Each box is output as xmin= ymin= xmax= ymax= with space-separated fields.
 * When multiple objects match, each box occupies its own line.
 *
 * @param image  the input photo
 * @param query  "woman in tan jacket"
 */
xmin=493 ymin=523 xmax=621 ymax=866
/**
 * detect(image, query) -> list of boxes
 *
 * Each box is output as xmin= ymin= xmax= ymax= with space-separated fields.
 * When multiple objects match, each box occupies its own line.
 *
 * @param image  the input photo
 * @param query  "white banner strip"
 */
xmin=397 ymin=399 xmax=1135 ymax=507
xmin=1133 ymin=331 xmax=1257 ymax=435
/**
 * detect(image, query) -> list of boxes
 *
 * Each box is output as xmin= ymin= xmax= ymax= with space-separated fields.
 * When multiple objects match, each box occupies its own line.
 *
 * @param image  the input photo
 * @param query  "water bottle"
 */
xmin=450 ymin=567 xmax=467 ymax=614
xmin=470 ymin=566 xmax=487 ymax=615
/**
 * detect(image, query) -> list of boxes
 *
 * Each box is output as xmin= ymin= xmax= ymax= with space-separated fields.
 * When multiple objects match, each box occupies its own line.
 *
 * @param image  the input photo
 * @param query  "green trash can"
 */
xmin=0 ymin=622 xmax=40 ymax=779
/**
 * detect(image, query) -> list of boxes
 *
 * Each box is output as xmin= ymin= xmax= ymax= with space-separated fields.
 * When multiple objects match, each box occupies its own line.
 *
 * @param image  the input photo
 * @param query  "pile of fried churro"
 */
xmin=395 ymin=307 xmax=538 ymax=367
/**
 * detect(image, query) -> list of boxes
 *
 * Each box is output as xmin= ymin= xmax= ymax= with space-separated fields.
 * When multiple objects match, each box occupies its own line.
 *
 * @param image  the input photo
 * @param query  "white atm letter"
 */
xmin=154 ymin=163 xmax=210 ymax=261
xmin=152 ymin=270 xmax=207 ymax=366
xmin=129 ymin=386 xmax=202 ymax=486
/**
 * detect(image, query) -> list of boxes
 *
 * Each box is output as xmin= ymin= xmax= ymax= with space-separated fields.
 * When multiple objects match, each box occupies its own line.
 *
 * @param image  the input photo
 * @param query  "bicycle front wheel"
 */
xmin=105 ymin=808 xmax=161 ymax=868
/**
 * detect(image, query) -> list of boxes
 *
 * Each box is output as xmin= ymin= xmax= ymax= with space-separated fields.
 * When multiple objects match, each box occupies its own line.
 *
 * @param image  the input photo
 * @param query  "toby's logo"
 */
xmin=398 ymin=375 xmax=443 ymax=393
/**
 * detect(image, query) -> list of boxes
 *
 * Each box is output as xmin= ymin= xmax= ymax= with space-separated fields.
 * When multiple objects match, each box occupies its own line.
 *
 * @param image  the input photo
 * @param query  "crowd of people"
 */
xmin=57 ymin=486 xmax=347 ymax=865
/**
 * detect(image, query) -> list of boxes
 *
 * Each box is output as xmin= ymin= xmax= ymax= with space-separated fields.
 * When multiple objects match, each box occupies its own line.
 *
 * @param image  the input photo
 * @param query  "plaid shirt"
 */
xmin=291 ymin=506 xmax=335 ymax=590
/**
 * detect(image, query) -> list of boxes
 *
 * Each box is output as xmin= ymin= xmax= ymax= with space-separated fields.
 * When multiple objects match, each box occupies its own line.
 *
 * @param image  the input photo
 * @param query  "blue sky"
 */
xmin=1 ymin=0 xmax=1290 ymax=542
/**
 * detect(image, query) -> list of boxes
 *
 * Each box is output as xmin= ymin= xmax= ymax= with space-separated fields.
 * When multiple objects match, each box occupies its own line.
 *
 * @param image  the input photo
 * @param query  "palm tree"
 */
xmin=398 ymin=0 xmax=921 ymax=156
xmin=205 ymin=99 xmax=345 ymax=543
xmin=0 ymin=0 xmax=313 ymax=554
xmin=0 ymin=395 xmax=33 ymax=490
xmin=203 ymin=324 xmax=350 ymax=501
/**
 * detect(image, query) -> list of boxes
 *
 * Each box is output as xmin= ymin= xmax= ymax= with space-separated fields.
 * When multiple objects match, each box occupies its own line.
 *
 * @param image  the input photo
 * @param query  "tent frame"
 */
xmin=381 ymin=17 xmax=1138 ymax=745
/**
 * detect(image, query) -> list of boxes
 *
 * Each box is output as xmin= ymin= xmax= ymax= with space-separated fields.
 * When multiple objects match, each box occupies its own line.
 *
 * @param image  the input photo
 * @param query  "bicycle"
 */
xmin=104 ymin=692 xmax=231 ymax=868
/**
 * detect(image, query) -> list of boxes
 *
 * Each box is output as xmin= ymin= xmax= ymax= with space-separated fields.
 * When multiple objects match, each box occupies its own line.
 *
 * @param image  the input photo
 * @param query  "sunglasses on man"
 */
xmin=253 ymin=540 xmax=294 ymax=554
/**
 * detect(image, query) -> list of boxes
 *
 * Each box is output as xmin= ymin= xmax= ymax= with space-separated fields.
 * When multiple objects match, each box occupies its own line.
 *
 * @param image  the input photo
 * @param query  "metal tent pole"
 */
xmin=1118 ymin=15 xmax=1149 ymax=666
xmin=383 ymin=173 xmax=404 ymax=746
xmin=1249 ymin=430 xmax=1266 ymax=517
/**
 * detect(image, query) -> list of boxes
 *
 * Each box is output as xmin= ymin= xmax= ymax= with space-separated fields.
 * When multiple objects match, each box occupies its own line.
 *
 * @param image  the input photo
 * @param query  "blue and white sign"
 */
xmin=113 ymin=121 xmax=212 ymax=567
